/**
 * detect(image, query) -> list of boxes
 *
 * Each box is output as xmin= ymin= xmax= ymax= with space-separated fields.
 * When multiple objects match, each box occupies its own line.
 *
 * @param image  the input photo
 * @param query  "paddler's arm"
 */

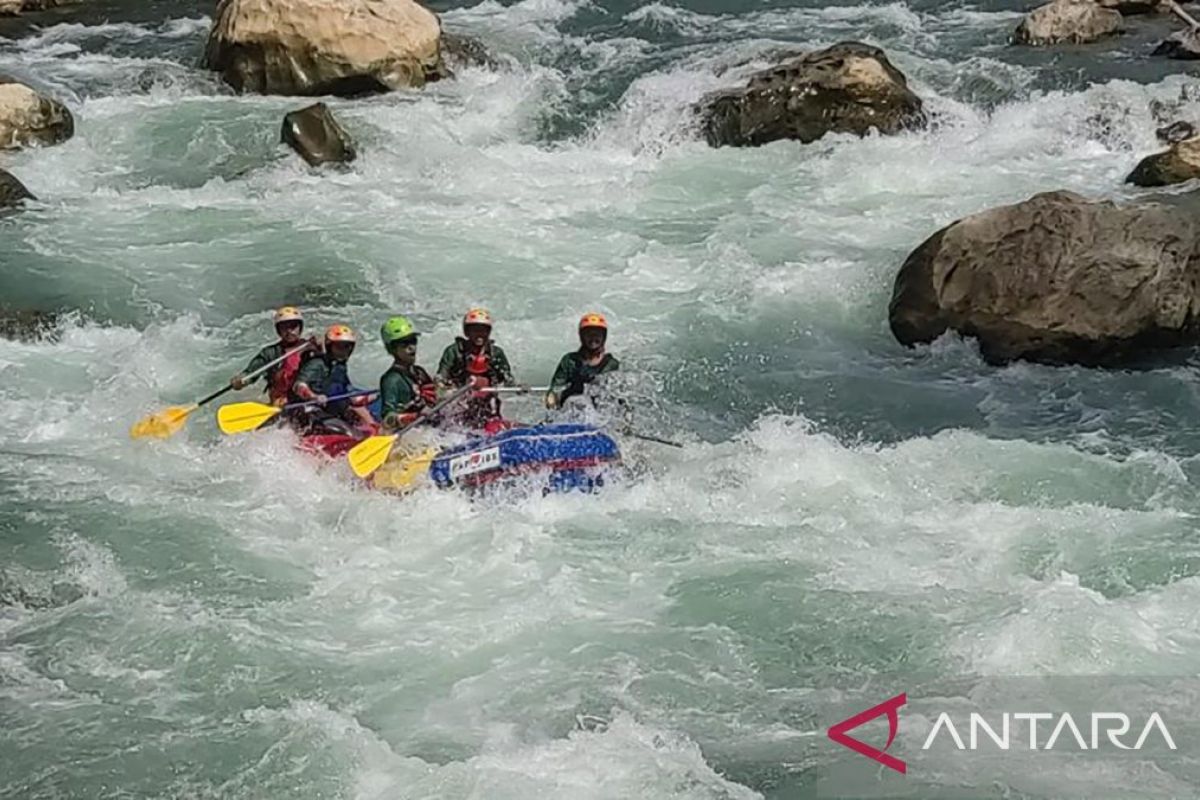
xmin=292 ymin=359 xmax=326 ymax=405
xmin=379 ymin=370 xmax=416 ymax=430
xmin=232 ymin=344 xmax=274 ymax=389
xmin=491 ymin=345 xmax=514 ymax=385
xmin=545 ymin=353 xmax=575 ymax=409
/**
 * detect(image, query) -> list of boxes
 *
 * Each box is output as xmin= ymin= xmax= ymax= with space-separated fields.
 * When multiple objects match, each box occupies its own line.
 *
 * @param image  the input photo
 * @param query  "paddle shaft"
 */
xmin=625 ymin=429 xmax=684 ymax=448
xmin=393 ymin=383 xmax=475 ymax=434
xmin=198 ymin=342 xmax=314 ymax=408
xmin=478 ymin=386 xmax=550 ymax=394
xmin=282 ymin=388 xmax=375 ymax=412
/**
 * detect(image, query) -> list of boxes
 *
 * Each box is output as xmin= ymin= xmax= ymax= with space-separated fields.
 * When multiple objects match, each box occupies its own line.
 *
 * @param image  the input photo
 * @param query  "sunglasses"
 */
xmin=393 ymin=336 xmax=419 ymax=349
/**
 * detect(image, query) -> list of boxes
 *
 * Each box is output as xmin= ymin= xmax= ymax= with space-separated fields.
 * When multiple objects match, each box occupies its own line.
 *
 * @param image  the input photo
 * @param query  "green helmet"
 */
xmin=380 ymin=315 xmax=418 ymax=349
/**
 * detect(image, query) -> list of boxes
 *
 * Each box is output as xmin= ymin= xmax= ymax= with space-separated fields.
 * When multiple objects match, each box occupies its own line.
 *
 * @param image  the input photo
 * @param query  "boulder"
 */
xmin=888 ymin=191 xmax=1200 ymax=366
xmin=699 ymin=42 xmax=925 ymax=148
xmin=0 ymin=77 xmax=73 ymax=149
xmin=1154 ymin=28 xmax=1200 ymax=59
xmin=1126 ymin=136 xmax=1200 ymax=186
xmin=0 ymin=168 xmax=34 ymax=208
xmin=281 ymin=102 xmax=356 ymax=166
xmin=1013 ymin=0 xmax=1121 ymax=45
xmin=203 ymin=0 xmax=447 ymax=96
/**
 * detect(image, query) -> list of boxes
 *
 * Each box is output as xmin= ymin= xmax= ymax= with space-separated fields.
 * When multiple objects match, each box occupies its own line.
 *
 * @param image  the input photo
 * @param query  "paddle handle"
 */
xmin=200 ymin=342 xmax=314 ymax=408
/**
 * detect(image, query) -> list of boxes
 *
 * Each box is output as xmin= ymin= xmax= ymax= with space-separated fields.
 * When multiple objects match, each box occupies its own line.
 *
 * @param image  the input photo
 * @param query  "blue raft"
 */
xmin=429 ymin=423 xmax=620 ymax=493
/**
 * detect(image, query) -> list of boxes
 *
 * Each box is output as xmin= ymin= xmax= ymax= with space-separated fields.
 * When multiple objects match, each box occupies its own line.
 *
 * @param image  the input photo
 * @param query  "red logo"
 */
xmin=827 ymin=693 xmax=907 ymax=774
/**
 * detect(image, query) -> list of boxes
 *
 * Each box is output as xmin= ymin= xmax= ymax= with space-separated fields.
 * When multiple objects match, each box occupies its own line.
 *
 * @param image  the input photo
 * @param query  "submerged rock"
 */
xmin=1126 ymin=135 xmax=1200 ymax=186
xmin=0 ymin=77 xmax=73 ymax=149
xmin=0 ymin=308 xmax=57 ymax=340
xmin=1154 ymin=27 xmax=1200 ymax=59
xmin=281 ymin=102 xmax=356 ymax=167
xmin=889 ymin=191 xmax=1200 ymax=366
xmin=1013 ymin=0 xmax=1122 ymax=45
xmin=698 ymin=42 xmax=925 ymax=148
xmin=204 ymin=0 xmax=447 ymax=96
xmin=0 ymin=168 xmax=34 ymax=209
xmin=1157 ymin=119 xmax=1196 ymax=144
xmin=440 ymin=31 xmax=500 ymax=71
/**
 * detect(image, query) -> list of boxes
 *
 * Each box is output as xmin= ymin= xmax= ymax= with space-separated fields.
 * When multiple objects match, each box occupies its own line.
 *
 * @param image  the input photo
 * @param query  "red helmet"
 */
xmin=325 ymin=324 xmax=356 ymax=345
xmin=579 ymin=312 xmax=608 ymax=332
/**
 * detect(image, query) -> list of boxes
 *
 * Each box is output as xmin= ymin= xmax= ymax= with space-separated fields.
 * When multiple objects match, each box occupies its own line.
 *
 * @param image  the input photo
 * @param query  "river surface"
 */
xmin=4 ymin=1 xmax=1200 ymax=797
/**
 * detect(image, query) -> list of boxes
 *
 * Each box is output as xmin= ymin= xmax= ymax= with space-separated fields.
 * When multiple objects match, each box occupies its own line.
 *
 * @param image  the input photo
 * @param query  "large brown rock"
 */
xmin=699 ymin=42 xmax=925 ymax=148
xmin=1013 ymin=0 xmax=1121 ymax=45
xmin=281 ymin=102 xmax=356 ymax=166
xmin=0 ymin=0 xmax=81 ymax=14
xmin=0 ymin=78 xmax=73 ymax=149
xmin=0 ymin=168 xmax=34 ymax=208
xmin=204 ymin=0 xmax=447 ymax=96
xmin=1126 ymin=136 xmax=1200 ymax=186
xmin=888 ymin=191 xmax=1200 ymax=365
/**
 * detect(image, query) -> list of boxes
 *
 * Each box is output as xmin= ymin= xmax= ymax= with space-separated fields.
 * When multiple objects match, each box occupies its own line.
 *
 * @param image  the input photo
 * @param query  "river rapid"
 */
xmin=4 ymin=1 xmax=1200 ymax=797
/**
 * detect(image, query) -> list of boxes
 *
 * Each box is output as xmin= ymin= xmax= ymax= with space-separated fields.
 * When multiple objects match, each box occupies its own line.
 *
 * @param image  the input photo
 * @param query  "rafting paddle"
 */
xmin=217 ymin=389 xmax=378 ymax=435
xmin=623 ymin=429 xmax=684 ymax=448
xmin=130 ymin=342 xmax=313 ymax=440
xmin=347 ymin=383 xmax=475 ymax=479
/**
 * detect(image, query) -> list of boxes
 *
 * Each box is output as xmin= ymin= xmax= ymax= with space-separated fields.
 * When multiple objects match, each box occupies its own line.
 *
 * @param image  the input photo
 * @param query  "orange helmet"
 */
xmin=324 ymin=324 xmax=356 ymax=345
xmin=579 ymin=312 xmax=608 ymax=331
xmin=463 ymin=308 xmax=493 ymax=329
xmin=273 ymin=306 xmax=303 ymax=325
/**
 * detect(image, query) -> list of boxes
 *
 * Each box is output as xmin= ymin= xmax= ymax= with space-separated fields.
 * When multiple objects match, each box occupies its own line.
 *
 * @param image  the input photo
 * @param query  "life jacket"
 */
xmin=451 ymin=338 xmax=502 ymax=386
xmin=267 ymin=343 xmax=310 ymax=404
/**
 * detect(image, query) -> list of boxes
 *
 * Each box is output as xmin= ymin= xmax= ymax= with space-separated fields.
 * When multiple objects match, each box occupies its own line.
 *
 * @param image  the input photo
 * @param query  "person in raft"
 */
xmin=377 ymin=315 xmax=438 ymax=431
xmin=230 ymin=306 xmax=320 ymax=406
xmin=437 ymin=307 xmax=515 ymax=428
xmin=288 ymin=324 xmax=375 ymax=435
xmin=545 ymin=312 xmax=620 ymax=410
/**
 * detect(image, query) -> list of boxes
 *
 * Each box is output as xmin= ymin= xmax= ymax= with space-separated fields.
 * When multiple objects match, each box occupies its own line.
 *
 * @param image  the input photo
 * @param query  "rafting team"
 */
xmin=228 ymin=306 xmax=620 ymax=438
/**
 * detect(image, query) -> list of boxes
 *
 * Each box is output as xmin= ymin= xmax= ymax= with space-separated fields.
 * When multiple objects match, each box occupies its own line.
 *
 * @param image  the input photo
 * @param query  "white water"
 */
xmin=4 ymin=1 xmax=1200 ymax=797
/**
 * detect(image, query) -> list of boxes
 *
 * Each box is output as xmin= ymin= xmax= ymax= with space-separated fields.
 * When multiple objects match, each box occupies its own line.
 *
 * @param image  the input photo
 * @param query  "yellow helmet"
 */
xmin=273 ymin=306 xmax=303 ymax=326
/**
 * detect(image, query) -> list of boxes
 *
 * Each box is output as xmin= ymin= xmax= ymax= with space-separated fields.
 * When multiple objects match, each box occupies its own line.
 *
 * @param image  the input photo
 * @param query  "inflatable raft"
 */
xmin=428 ymin=423 xmax=620 ymax=493
xmin=299 ymin=421 xmax=621 ymax=495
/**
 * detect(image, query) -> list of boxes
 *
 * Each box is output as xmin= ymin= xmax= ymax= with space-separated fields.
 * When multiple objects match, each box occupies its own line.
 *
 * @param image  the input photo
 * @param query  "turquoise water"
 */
xmin=4 ymin=1 xmax=1200 ymax=797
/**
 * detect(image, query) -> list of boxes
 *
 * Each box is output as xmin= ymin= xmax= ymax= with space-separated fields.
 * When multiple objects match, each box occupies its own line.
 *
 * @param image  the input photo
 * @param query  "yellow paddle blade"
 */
xmin=217 ymin=401 xmax=282 ymax=435
xmin=371 ymin=447 xmax=438 ymax=492
xmin=347 ymin=434 xmax=398 ymax=479
xmin=129 ymin=404 xmax=197 ymax=440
